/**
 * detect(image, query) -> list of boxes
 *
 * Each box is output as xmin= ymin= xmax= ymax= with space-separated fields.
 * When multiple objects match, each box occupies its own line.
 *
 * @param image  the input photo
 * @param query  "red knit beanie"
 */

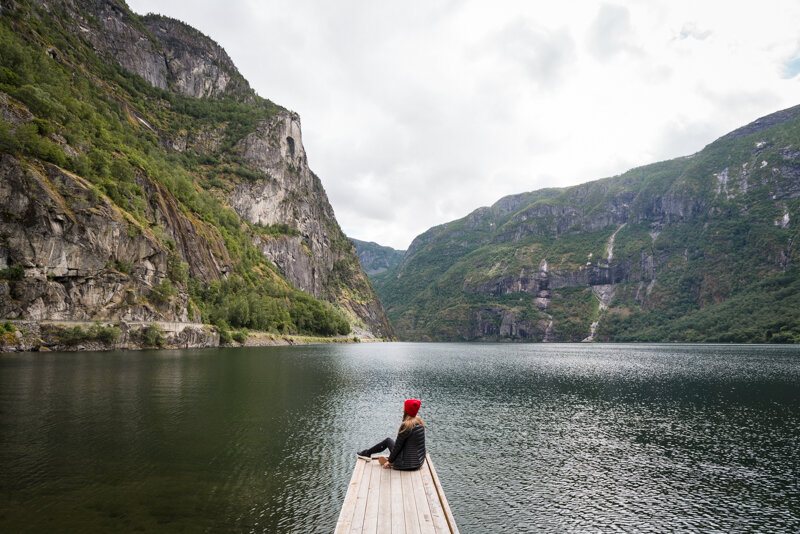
xmin=404 ymin=398 xmax=421 ymax=417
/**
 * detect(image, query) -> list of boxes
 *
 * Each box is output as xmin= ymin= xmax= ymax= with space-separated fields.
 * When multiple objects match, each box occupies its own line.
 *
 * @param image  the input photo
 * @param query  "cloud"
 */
xmin=678 ymin=22 xmax=712 ymax=41
xmin=127 ymin=0 xmax=800 ymax=250
xmin=781 ymin=48 xmax=800 ymax=79
xmin=652 ymin=119 xmax=720 ymax=160
xmin=586 ymin=4 xmax=640 ymax=59
xmin=489 ymin=19 xmax=576 ymax=88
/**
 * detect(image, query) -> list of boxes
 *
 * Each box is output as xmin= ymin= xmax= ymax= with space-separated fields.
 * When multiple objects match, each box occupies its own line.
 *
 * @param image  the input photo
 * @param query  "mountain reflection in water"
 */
xmin=1 ymin=343 xmax=798 ymax=533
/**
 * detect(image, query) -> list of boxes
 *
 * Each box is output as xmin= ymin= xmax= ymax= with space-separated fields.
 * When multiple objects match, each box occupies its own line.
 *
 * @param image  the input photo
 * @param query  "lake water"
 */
xmin=1 ymin=343 xmax=799 ymax=533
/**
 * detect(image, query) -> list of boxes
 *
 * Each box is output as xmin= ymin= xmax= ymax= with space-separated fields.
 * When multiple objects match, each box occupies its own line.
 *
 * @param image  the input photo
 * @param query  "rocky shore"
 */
xmin=0 ymin=320 xmax=379 ymax=353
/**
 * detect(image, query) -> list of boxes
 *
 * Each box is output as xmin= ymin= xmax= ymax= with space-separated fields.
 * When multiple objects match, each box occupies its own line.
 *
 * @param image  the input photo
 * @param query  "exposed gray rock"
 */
xmin=0 ymin=320 xmax=219 ymax=352
xmin=259 ymin=235 xmax=318 ymax=293
xmin=31 ymin=0 xmax=170 ymax=90
xmin=228 ymin=112 xmax=393 ymax=336
xmin=3 ymin=0 xmax=392 ymax=339
xmin=142 ymin=15 xmax=251 ymax=99
xmin=0 ymin=154 xmax=226 ymax=322
xmin=31 ymin=1 xmax=251 ymax=100
xmin=350 ymin=238 xmax=405 ymax=276
xmin=230 ymin=112 xmax=331 ymax=297
xmin=0 ymin=91 xmax=34 ymax=125
xmin=163 ymin=126 xmax=225 ymax=154
xmin=469 ymin=306 xmax=545 ymax=341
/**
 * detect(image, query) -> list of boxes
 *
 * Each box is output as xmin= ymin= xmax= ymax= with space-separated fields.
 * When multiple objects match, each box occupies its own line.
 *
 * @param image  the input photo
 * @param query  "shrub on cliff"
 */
xmin=57 ymin=325 xmax=90 ymax=344
xmin=150 ymin=279 xmax=177 ymax=305
xmin=0 ymin=321 xmax=16 ymax=334
xmin=56 ymin=323 xmax=121 ymax=345
xmin=167 ymin=253 xmax=189 ymax=283
xmin=141 ymin=324 xmax=165 ymax=347
xmin=93 ymin=324 xmax=121 ymax=344
xmin=0 ymin=264 xmax=24 ymax=281
xmin=218 ymin=326 xmax=232 ymax=344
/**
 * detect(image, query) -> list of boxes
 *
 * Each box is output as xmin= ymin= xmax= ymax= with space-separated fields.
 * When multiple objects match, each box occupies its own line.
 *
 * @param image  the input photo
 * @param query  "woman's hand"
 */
xmin=382 ymin=461 xmax=393 ymax=469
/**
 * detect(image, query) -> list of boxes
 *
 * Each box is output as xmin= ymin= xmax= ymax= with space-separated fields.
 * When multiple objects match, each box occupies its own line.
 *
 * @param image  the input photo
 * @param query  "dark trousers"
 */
xmin=361 ymin=437 xmax=395 ymax=457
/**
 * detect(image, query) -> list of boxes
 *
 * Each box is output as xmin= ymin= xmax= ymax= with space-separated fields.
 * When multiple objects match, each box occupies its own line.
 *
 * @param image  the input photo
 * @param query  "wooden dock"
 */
xmin=335 ymin=454 xmax=460 ymax=534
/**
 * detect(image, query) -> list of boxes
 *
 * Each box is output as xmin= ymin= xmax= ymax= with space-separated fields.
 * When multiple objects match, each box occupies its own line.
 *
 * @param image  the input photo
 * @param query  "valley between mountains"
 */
xmin=1 ymin=0 xmax=799 ymax=349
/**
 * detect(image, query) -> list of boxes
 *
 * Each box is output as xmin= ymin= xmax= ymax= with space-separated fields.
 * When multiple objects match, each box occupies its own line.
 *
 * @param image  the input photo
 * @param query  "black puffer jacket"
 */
xmin=388 ymin=423 xmax=426 ymax=470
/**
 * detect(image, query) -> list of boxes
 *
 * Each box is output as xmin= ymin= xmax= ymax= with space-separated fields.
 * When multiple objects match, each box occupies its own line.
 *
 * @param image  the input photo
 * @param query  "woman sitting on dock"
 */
xmin=357 ymin=399 xmax=426 ymax=470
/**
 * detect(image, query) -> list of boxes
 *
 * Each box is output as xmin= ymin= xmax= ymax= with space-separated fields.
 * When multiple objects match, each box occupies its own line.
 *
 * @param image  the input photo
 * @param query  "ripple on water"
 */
xmin=1 ymin=343 xmax=799 ymax=533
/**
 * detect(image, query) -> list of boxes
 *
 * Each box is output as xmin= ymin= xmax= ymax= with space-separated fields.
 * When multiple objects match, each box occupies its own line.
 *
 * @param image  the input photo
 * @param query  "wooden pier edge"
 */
xmin=336 ymin=457 xmax=367 ymax=532
xmin=335 ymin=453 xmax=459 ymax=533
xmin=424 ymin=454 xmax=460 ymax=534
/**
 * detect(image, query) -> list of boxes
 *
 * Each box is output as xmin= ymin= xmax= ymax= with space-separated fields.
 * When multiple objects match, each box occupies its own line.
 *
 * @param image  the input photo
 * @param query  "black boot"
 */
xmin=357 ymin=437 xmax=395 ymax=459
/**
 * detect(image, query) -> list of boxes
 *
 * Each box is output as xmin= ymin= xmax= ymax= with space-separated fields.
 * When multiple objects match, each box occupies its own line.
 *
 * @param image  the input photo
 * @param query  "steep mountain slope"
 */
xmin=0 ymin=0 xmax=393 ymax=339
xmin=351 ymin=238 xmax=405 ymax=275
xmin=373 ymin=106 xmax=800 ymax=342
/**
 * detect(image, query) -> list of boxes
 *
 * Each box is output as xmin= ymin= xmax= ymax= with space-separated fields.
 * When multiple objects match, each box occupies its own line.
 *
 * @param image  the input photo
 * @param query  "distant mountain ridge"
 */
xmin=350 ymin=238 xmax=405 ymax=275
xmin=371 ymin=105 xmax=800 ymax=343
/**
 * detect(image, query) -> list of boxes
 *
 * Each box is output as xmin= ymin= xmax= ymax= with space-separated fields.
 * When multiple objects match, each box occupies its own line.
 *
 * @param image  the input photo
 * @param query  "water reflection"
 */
xmin=1 ymin=343 xmax=799 ymax=533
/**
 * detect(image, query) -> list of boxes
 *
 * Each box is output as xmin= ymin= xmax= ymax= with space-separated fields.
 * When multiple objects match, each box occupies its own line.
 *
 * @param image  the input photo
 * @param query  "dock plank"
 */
xmin=335 ymin=455 xmax=458 ymax=534
xmin=411 ymin=467 xmax=437 ymax=534
xmin=390 ymin=464 xmax=405 ymax=533
xmin=419 ymin=460 xmax=450 ymax=534
xmin=377 ymin=461 xmax=392 ymax=533
xmin=401 ymin=469 xmax=421 ymax=534
xmin=335 ymin=458 xmax=366 ymax=532
xmin=362 ymin=460 xmax=382 ymax=533
xmin=350 ymin=459 xmax=373 ymax=533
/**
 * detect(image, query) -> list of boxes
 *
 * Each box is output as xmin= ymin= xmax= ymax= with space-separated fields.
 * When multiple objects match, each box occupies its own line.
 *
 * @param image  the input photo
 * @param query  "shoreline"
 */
xmin=0 ymin=320 xmax=387 ymax=353
xmin=242 ymin=331 xmax=384 ymax=347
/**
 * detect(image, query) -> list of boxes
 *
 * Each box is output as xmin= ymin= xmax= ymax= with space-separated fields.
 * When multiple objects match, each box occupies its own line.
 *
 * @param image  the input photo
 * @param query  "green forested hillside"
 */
xmin=0 ymin=0 xmax=390 ymax=339
xmin=373 ymin=107 xmax=800 ymax=342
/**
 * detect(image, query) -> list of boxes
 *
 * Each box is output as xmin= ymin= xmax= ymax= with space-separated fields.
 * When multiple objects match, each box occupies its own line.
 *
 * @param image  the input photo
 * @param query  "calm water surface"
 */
xmin=1 ymin=343 xmax=799 ymax=533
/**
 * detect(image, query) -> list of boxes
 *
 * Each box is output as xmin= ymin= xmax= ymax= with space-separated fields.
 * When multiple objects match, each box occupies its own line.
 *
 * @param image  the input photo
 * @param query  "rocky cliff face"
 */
xmin=0 ymin=0 xmax=392 ymax=338
xmin=0 ymin=152 xmax=228 ymax=322
xmin=227 ymin=111 xmax=392 ymax=336
xmin=142 ymin=14 xmax=251 ymax=99
xmin=34 ymin=0 xmax=170 ymax=90
xmin=28 ymin=0 xmax=249 ymax=100
xmin=372 ymin=105 xmax=800 ymax=342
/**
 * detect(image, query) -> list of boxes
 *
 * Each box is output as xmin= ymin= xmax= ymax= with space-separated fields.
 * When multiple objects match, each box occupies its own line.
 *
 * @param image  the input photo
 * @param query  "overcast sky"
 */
xmin=128 ymin=0 xmax=800 ymax=250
